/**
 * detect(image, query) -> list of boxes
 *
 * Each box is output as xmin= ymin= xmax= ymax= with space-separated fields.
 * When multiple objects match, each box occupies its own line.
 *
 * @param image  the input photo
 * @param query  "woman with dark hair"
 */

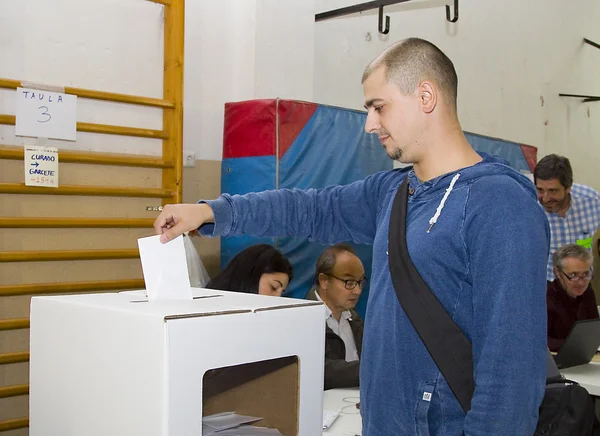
xmin=206 ymin=244 xmax=292 ymax=296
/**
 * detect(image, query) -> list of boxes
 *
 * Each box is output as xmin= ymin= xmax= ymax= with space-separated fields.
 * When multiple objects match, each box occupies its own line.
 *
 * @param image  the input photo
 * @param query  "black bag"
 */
xmin=537 ymin=376 xmax=598 ymax=435
xmin=388 ymin=176 xmax=600 ymax=435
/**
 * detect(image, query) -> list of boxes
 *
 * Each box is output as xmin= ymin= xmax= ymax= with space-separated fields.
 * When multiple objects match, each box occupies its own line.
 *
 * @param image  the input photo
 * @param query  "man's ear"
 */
xmin=318 ymin=273 xmax=329 ymax=290
xmin=420 ymin=81 xmax=437 ymax=114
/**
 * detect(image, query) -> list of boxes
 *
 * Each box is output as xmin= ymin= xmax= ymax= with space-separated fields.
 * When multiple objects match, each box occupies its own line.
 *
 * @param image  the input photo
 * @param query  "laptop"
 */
xmin=553 ymin=318 xmax=600 ymax=369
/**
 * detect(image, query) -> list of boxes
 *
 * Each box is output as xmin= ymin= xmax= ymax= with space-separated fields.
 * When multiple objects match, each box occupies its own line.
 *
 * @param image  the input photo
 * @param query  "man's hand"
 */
xmin=153 ymin=203 xmax=215 ymax=243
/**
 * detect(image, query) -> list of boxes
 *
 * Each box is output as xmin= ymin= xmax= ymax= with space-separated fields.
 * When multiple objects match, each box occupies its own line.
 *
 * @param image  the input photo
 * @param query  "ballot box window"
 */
xmin=202 ymin=355 xmax=300 ymax=436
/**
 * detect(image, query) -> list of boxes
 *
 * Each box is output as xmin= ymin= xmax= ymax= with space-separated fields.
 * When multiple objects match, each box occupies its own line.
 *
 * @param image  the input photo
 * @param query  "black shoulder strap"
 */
xmin=388 ymin=177 xmax=475 ymax=413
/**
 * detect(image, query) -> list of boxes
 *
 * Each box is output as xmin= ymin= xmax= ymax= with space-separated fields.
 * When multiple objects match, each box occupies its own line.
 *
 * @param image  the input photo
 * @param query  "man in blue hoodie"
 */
xmin=155 ymin=38 xmax=549 ymax=435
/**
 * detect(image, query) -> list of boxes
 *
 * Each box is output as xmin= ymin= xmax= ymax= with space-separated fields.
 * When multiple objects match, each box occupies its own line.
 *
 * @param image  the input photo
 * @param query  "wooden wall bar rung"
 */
xmin=0 ymin=78 xmax=174 ymax=109
xmin=0 ymin=278 xmax=145 ymax=297
xmin=0 ymin=418 xmax=29 ymax=432
xmin=0 ymin=352 xmax=29 ymax=365
xmin=0 ymin=146 xmax=174 ymax=169
xmin=0 ymin=114 xmax=167 ymax=139
xmin=0 ymin=183 xmax=174 ymax=198
xmin=0 ymin=217 xmax=155 ymax=228
xmin=147 ymin=0 xmax=171 ymax=5
xmin=0 ymin=319 xmax=29 ymax=331
xmin=0 ymin=248 xmax=140 ymax=262
xmin=0 ymin=384 xmax=29 ymax=399
xmin=78 ymin=121 xmax=167 ymax=139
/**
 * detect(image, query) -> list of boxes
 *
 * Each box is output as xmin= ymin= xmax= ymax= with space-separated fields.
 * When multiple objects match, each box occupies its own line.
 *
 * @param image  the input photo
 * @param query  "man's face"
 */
xmin=536 ymin=178 xmax=570 ymax=213
xmin=554 ymin=256 xmax=593 ymax=298
xmin=362 ymin=67 xmax=423 ymax=163
xmin=319 ymin=252 xmax=365 ymax=313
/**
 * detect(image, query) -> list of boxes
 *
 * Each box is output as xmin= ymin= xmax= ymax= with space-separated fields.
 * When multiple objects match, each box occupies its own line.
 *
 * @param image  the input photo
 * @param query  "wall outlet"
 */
xmin=183 ymin=150 xmax=196 ymax=168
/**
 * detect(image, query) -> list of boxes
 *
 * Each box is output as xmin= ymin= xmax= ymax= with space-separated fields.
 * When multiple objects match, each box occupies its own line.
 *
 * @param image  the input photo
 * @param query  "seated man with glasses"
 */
xmin=547 ymin=244 xmax=598 ymax=352
xmin=306 ymin=244 xmax=366 ymax=390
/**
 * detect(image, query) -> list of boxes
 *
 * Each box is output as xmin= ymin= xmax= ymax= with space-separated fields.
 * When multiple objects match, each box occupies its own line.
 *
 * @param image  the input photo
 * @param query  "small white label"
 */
xmin=422 ymin=392 xmax=432 ymax=402
xmin=24 ymin=145 xmax=59 ymax=188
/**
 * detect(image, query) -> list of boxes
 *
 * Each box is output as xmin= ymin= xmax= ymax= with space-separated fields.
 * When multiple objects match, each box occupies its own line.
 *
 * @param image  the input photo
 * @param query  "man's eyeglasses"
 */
xmin=558 ymin=268 xmax=593 ymax=282
xmin=325 ymin=273 xmax=367 ymax=290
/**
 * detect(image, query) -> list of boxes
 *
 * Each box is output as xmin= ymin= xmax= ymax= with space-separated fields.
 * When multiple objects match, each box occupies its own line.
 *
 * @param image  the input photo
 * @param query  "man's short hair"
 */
xmin=552 ymin=244 xmax=593 ymax=269
xmin=314 ymin=244 xmax=356 ymax=285
xmin=362 ymin=38 xmax=458 ymax=110
xmin=534 ymin=154 xmax=573 ymax=189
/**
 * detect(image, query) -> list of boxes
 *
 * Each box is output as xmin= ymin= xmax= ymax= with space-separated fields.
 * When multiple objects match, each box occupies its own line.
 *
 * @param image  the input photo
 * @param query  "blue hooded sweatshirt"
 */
xmin=199 ymin=153 xmax=550 ymax=436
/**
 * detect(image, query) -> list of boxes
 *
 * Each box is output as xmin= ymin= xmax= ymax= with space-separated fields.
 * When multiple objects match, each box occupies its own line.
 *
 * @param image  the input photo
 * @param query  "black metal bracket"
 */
xmin=559 ymin=93 xmax=600 ymax=103
xmin=446 ymin=0 xmax=459 ymax=23
xmin=584 ymin=38 xmax=600 ymax=50
xmin=378 ymin=6 xmax=390 ymax=34
xmin=315 ymin=0 xmax=459 ymax=33
xmin=315 ymin=0 xmax=412 ymax=22
xmin=558 ymin=38 xmax=600 ymax=102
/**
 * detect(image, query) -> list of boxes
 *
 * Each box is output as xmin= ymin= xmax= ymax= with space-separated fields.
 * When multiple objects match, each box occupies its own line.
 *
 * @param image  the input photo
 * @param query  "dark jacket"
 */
xmin=306 ymin=287 xmax=364 ymax=390
xmin=547 ymin=279 xmax=599 ymax=352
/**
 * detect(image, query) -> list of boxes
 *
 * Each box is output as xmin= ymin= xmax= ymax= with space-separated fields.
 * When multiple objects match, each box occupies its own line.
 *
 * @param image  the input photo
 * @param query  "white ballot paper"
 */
xmin=137 ymin=235 xmax=192 ymax=301
xmin=202 ymin=412 xmax=262 ymax=432
xmin=202 ymin=412 xmax=282 ymax=435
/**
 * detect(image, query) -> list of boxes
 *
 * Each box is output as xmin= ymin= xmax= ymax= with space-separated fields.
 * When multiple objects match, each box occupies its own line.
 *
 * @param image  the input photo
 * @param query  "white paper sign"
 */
xmin=24 ymin=145 xmax=59 ymax=188
xmin=15 ymin=87 xmax=77 ymax=141
xmin=137 ymin=235 xmax=192 ymax=301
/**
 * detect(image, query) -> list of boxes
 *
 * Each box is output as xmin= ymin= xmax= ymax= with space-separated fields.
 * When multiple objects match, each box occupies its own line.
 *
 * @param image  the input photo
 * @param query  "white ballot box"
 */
xmin=29 ymin=288 xmax=325 ymax=436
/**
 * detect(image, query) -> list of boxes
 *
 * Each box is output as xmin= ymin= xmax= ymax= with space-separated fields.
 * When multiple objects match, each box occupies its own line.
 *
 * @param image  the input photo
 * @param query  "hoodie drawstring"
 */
xmin=427 ymin=173 xmax=461 ymax=233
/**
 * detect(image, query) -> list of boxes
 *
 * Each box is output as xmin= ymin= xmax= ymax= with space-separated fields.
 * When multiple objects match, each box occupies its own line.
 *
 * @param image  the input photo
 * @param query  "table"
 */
xmin=561 ymin=362 xmax=600 ymax=396
xmin=322 ymin=388 xmax=362 ymax=435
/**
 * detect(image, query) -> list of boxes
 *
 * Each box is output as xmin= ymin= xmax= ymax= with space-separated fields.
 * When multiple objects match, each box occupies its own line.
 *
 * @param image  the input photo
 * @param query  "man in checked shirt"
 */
xmin=534 ymin=154 xmax=600 ymax=282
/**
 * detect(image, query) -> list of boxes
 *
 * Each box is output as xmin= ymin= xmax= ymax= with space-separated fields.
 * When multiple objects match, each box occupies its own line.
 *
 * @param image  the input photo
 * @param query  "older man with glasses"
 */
xmin=306 ymin=244 xmax=366 ymax=390
xmin=547 ymin=244 xmax=599 ymax=352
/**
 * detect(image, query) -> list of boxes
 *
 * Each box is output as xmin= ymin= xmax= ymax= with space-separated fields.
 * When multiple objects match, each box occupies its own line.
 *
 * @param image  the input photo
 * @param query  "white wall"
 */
xmin=185 ymin=0 xmax=316 ymax=161
xmin=313 ymin=0 xmax=600 ymax=190
xmin=254 ymin=0 xmax=315 ymax=102
xmin=183 ymin=0 xmax=258 ymax=162
xmin=0 ymin=0 xmax=164 ymax=156
xmin=0 ymin=0 xmax=315 ymax=162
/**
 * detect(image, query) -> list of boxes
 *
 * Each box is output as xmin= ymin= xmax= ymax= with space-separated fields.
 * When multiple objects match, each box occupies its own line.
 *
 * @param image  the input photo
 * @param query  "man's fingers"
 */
xmin=153 ymin=205 xmax=176 ymax=235
xmin=159 ymin=221 xmax=189 ymax=244
xmin=159 ymin=226 xmax=176 ymax=243
xmin=153 ymin=214 xmax=169 ymax=235
xmin=159 ymin=229 xmax=172 ymax=244
xmin=153 ymin=204 xmax=208 ymax=243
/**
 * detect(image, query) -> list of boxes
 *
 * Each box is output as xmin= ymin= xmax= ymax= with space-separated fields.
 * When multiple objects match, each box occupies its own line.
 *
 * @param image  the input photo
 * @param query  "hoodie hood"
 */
xmin=407 ymin=152 xmax=537 ymax=203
